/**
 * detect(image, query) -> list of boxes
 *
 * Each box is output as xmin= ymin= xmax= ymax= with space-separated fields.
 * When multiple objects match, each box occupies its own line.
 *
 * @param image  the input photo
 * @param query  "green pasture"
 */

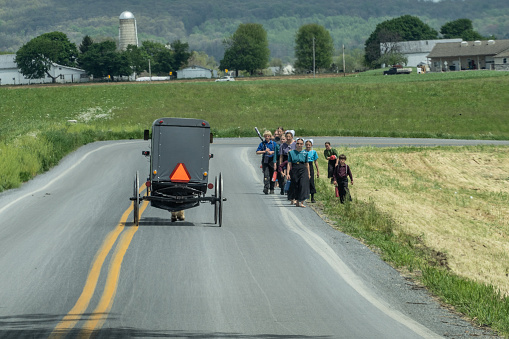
xmin=0 ymin=70 xmax=508 ymax=191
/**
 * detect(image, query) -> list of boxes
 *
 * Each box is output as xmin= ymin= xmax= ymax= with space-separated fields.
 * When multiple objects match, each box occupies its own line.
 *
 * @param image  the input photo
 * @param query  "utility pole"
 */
xmin=312 ymin=37 xmax=316 ymax=78
xmin=343 ymin=44 xmax=346 ymax=77
xmin=148 ymin=58 xmax=152 ymax=83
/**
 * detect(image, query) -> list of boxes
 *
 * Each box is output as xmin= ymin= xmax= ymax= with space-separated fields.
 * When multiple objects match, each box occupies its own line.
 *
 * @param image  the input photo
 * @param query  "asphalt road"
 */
xmin=0 ymin=137 xmax=504 ymax=338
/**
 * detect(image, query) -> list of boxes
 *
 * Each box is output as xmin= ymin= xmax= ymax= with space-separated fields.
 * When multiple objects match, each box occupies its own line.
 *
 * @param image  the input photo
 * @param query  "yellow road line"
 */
xmin=79 ymin=200 xmax=149 ymax=338
xmin=49 ymin=185 xmax=146 ymax=338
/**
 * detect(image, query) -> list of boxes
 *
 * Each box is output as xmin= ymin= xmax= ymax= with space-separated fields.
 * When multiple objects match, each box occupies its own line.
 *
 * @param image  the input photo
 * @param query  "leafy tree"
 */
xmin=377 ymin=51 xmax=408 ymax=67
xmin=364 ymin=15 xmax=438 ymax=68
xmin=143 ymin=41 xmax=175 ymax=74
xmin=79 ymin=35 xmax=94 ymax=54
xmin=461 ymin=29 xmax=485 ymax=41
xmin=294 ymin=24 xmax=334 ymax=72
xmin=171 ymin=40 xmax=192 ymax=70
xmin=187 ymin=51 xmax=218 ymax=69
xmin=78 ymin=35 xmax=94 ymax=68
xmin=124 ymin=44 xmax=150 ymax=77
xmin=141 ymin=41 xmax=173 ymax=75
xmin=220 ymin=23 xmax=270 ymax=75
xmin=79 ymin=40 xmax=130 ymax=78
xmin=141 ymin=41 xmax=166 ymax=60
xmin=333 ymin=48 xmax=366 ymax=73
xmin=154 ymin=48 xmax=174 ymax=75
xmin=15 ymin=31 xmax=78 ymax=82
xmin=440 ymin=19 xmax=484 ymax=40
xmin=141 ymin=40 xmax=192 ymax=75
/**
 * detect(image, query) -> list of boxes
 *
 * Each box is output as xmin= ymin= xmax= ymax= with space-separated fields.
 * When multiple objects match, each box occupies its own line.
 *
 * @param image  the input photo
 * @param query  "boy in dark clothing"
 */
xmin=333 ymin=154 xmax=353 ymax=203
xmin=256 ymin=130 xmax=277 ymax=194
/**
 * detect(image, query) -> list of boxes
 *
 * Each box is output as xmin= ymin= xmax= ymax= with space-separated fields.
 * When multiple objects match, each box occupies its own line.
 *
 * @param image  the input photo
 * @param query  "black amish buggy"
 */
xmin=130 ymin=118 xmax=225 ymax=226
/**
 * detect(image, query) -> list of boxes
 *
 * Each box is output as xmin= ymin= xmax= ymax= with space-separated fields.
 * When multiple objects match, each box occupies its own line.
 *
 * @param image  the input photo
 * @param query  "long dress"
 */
xmin=288 ymin=150 xmax=309 ymax=202
xmin=307 ymin=149 xmax=318 ymax=195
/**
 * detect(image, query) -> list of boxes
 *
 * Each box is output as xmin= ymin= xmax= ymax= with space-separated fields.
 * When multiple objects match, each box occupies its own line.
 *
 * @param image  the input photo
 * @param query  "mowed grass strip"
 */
xmin=314 ymin=145 xmax=509 ymax=335
xmin=1 ymin=71 xmax=509 ymax=143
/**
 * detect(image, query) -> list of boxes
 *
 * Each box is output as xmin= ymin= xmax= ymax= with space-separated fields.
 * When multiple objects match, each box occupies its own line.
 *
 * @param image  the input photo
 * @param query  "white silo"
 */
xmin=119 ymin=11 xmax=138 ymax=50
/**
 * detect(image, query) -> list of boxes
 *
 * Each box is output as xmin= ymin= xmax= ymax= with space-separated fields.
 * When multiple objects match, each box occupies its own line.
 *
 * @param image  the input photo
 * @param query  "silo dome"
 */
xmin=119 ymin=11 xmax=135 ymax=20
xmin=119 ymin=11 xmax=138 ymax=50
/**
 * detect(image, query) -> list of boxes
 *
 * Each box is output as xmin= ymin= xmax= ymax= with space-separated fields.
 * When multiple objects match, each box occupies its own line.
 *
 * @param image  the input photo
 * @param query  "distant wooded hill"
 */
xmin=1 ymin=0 xmax=508 ymax=62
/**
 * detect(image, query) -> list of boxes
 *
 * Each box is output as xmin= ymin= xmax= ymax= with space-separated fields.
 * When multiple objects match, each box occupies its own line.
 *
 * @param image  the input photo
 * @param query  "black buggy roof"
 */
xmin=150 ymin=118 xmax=211 ymax=184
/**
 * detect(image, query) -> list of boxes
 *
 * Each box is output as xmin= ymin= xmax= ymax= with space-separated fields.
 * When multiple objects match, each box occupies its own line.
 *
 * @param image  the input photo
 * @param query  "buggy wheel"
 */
xmin=133 ymin=171 xmax=140 ymax=226
xmin=214 ymin=176 xmax=218 ymax=224
xmin=218 ymin=172 xmax=223 ymax=227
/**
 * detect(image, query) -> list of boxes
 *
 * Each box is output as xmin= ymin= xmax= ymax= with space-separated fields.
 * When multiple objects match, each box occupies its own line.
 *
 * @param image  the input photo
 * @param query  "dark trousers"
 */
xmin=275 ymin=158 xmax=285 ymax=192
xmin=262 ymin=162 xmax=275 ymax=191
xmin=338 ymin=177 xmax=351 ymax=204
xmin=328 ymin=160 xmax=336 ymax=183
xmin=309 ymin=163 xmax=316 ymax=195
xmin=277 ymin=171 xmax=285 ymax=193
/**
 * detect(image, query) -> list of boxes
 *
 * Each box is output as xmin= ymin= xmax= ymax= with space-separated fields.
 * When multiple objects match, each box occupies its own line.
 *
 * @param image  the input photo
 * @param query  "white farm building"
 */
xmin=177 ymin=65 xmax=217 ymax=79
xmin=380 ymin=39 xmax=462 ymax=67
xmin=0 ymin=54 xmax=88 ymax=86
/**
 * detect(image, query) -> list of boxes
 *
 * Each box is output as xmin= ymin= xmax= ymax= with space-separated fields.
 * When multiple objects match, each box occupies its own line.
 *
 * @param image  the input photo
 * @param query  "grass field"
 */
xmin=1 ymin=70 xmax=508 ymax=191
xmin=312 ymin=145 xmax=509 ymax=335
xmin=1 ymin=69 xmax=509 ymax=335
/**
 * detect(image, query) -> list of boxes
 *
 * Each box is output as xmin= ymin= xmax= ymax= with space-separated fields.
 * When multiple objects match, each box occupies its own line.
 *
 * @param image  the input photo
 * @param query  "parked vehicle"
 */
xmin=383 ymin=67 xmax=412 ymax=75
xmin=215 ymin=76 xmax=235 ymax=82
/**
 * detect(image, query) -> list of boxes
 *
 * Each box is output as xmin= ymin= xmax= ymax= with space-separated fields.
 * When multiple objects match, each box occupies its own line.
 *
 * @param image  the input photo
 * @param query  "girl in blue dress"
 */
xmin=305 ymin=139 xmax=319 ymax=203
xmin=286 ymin=138 xmax=310 ymax=207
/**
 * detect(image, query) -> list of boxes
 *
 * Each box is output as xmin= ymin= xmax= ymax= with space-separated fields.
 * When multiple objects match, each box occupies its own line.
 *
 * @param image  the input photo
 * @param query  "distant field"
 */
xmin=1 ymin=69 xmax=509 ymax=190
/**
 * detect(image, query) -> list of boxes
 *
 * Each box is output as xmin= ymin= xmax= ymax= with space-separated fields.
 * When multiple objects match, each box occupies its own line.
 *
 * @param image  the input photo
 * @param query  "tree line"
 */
xmin=364 ymin=16 xmax=491 ymax=68
xmin=13 ymin=16 xmax=493 ymax=82
xmin=14 ymin=23 xmax=337 ymax=81
xmin=15 ymin=32 xmax=192 ymax=81
xmin=2 ymin=0 xmax=508 ymax=63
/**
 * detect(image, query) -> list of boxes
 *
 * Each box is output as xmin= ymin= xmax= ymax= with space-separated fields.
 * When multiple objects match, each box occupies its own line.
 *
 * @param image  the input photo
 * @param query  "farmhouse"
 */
xmin=427 ymin=39 xmax=509 ymax=72
xmin=177 ymin=65 xmax=217 ymax=79
xmin=380 ymin=39 xmax=462 ymax=67
xmin=0 ymin=54 xmax=88 ymax=86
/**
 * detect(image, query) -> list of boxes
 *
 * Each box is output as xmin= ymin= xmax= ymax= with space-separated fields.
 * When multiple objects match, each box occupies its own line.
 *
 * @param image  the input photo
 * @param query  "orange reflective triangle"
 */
xmin=170 ymin=163 xmax=191 ymax=183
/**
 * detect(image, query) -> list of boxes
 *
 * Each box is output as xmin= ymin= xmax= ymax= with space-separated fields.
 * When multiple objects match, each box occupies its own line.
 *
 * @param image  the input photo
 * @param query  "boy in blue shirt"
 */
xmin=256 ymin=130 xmax=277 ymax=194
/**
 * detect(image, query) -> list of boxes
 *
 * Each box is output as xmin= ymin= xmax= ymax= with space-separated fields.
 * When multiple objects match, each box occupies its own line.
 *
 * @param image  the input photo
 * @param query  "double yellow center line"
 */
xmin=49 ymin=185 xmax=149 ymax=338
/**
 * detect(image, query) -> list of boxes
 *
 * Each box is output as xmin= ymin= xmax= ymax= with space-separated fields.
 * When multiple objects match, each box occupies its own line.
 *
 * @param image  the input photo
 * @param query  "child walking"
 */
xmin=324 ymin=142 xmax=338 ymax=184
xmin=305 ymin=139 xmax=319 ymax=203
xmin=333 ymin=154 xmax=353 ymax=204
xmin=256 ymin=130 xmax=277 ymax=194
xmin=286 ymin=138 xmax=310 ymax=208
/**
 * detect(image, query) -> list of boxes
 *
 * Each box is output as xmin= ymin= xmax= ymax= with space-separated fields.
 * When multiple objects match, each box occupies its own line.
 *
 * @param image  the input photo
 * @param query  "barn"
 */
xmin=379 ymin=39 xmax=462 ymax=67
xmin=427 ymin=39 xmax=509 ymax=72
xmin=177 ymin=65 xmax=217 ymax=79
xmin=0 ymin=54 xmax=88 ymax=86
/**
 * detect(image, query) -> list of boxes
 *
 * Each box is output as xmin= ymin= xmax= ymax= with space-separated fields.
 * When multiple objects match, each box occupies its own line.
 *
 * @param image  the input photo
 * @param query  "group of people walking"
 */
xmin=256 ymin=128 xmax=353 ymax=207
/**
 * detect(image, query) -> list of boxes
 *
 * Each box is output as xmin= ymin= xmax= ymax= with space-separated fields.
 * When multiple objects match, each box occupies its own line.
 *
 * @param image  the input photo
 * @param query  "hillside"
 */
xmin=1 ymin=0 xmax=508 ymax=62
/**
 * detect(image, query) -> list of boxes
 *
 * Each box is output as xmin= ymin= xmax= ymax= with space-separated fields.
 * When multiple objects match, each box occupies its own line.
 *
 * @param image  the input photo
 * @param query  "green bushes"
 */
xmin=0 ymin=126 xmax=142 ymax=191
